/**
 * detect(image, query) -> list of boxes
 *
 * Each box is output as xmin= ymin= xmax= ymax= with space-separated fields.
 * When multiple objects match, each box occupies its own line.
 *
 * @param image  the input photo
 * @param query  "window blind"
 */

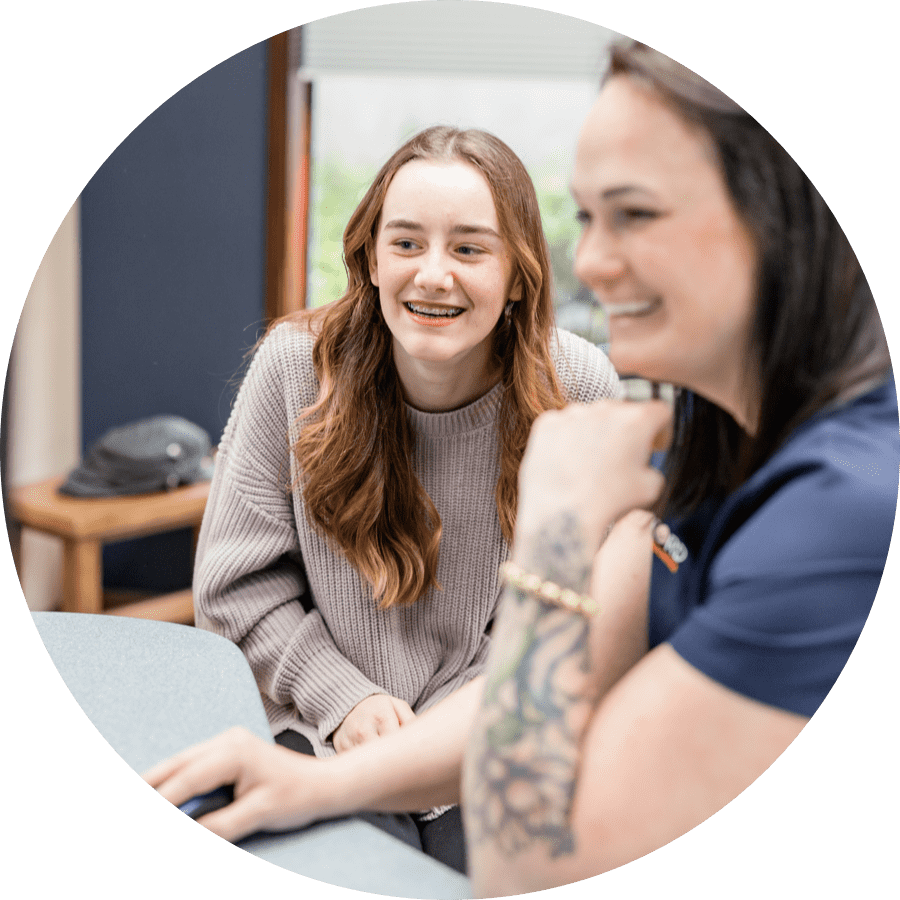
xmin=298 ymin=1 xmax=616 ymax=81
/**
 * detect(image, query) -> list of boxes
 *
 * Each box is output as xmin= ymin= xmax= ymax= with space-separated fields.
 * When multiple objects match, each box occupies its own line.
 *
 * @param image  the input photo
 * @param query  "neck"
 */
xmin=393 ymin=346 xmax=501 ymax=413
xmin=690 ymin=361 xmax=760 ymax=435
xmin=709 ymin=388 xmax=757 ymax=434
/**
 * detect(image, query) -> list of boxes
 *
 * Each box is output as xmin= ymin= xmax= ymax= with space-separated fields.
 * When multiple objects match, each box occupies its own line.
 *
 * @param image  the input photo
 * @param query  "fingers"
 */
xmin=142 ymin=727 xmax=250 ymax=809
xmin=612 ymin=508 xmax=657 ymax=535
xmin=593 ymin=510 xmax=655 ymax=575
xmin=389 ymin=697 xmax=417 ymax=727
xmin=142 ymin=752 xmax=189 ymax=789
xmin=609 ymin=397 xmax=673 ymax=451
xmin=334 ymin=717 xmax=381 ymax=753
xmin=144 ymin=728 xmax=327 ymax=844
xmin=644 ymin=402 xmax=675 ymax=454
xmin=518 ymin=399 xmax=670 ymax=551
xmin=638 ymin=466 xmax=667 ymax=511
xmin=332 ymin=730 xmax=353 ymax=754
xmin=195 ymin=785 xmax=272 ymax=842
xmin=333 ymin=694 xmax=417 ymax=752
xmin=531 ymin=397 xmax=671 ymax=448
xmin=141 ymin=729 xmax=240 ymax=787
xmin=590 ymin=510 xmax=655 ymax=631
xmin=615 ymin=398 xmax=673 ymax=455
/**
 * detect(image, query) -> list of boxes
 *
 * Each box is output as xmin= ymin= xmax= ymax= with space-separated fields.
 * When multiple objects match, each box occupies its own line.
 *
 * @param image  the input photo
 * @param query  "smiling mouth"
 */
xmin=404 ymin=302 xmax=465 ymax=319
xmin=603 ymin=299 xmax=661 ymax=318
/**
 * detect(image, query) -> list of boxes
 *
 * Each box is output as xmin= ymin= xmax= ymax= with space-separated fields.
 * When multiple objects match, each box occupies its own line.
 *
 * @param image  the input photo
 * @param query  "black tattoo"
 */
xmin=465 ymin=513 xmax=598 ymax=861
xmin=518 ymin=510 xmax=593 ymax=594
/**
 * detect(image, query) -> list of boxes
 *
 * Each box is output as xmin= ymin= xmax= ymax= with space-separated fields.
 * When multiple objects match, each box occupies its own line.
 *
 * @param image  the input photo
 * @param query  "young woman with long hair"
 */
xmin=187 ymin=124 xmax=618 ymax=870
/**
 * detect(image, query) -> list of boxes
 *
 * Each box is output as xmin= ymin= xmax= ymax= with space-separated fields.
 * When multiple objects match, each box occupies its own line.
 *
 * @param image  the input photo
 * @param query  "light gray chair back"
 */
xmin=33 ymin=611 xmax=272 ymax=773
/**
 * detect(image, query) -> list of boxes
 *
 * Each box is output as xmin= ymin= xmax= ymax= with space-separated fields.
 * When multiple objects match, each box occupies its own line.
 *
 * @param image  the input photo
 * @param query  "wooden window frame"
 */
xmin=265 ymin=29 xmax=311 ymax=321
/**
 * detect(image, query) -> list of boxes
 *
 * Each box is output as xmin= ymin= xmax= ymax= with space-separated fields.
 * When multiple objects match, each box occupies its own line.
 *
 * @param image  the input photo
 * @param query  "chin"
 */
xmin=398 ymin=341 xmax=457 ymax=366
xmin=608 ymin=349 xmax=674 ymax=386
xmin=608 ymin=345 xmax=648 ymax=380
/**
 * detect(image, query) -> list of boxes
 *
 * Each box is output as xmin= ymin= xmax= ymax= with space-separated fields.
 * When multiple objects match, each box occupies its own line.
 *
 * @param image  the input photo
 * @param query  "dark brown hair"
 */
xmin=606 ymin=40 xmax=891 ymax=517
xmin=281 ymin=126 xmax=565 ymax=608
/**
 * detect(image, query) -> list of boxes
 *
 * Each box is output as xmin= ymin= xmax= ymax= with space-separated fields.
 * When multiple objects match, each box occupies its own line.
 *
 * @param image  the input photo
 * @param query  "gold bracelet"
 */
xmin=499 ymin=561 xmax=601 ymax=617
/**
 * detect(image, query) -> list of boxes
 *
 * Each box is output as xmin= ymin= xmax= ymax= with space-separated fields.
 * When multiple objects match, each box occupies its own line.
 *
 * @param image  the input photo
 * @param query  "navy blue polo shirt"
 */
xmin=649 ymin=378 xmax=899 ymax=717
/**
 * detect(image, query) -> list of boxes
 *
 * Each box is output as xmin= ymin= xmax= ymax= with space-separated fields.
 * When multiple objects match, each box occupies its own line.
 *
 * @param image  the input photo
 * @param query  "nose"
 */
xmin=574 ymin=227 xmax=626 ymax=296
xmin=414 ymin=249 xmax=454 ymax=294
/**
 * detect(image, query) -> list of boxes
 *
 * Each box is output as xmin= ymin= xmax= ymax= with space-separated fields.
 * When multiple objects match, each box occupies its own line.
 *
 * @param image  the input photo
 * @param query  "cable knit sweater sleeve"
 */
xmin=193 ymin=325 xmax=384 ymax=740
xmin=553 ymin=328 xmax=621 ymax=403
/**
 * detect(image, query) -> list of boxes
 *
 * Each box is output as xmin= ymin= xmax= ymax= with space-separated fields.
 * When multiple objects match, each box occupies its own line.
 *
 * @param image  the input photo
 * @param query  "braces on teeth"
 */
xmin=406 ymin=303 xmax=463 ymax=318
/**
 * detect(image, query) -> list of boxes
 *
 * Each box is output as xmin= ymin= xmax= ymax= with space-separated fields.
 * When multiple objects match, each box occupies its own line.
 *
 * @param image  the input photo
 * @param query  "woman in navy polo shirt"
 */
xmin=463 ymin=39 xmax=898 ymax=894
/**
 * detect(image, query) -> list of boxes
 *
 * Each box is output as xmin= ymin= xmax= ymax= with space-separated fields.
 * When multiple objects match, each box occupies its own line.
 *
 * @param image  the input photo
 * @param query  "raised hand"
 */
xmin=515 ymin=398 xmax=670 ymax=559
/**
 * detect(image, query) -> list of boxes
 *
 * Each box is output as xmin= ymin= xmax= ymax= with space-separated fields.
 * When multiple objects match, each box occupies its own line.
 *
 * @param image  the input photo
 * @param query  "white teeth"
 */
xmin=603 ymin=300 xmax=657 ymax=316
xmin=405 ymin=302 xmax=464 ymax=318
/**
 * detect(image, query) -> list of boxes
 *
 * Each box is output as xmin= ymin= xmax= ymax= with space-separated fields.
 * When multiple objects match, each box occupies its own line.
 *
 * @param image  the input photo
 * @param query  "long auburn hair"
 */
xmin=278 ymin=126 xmax=565 ymax=608
xmin=605 ymin=41 xmax=891 ymax=518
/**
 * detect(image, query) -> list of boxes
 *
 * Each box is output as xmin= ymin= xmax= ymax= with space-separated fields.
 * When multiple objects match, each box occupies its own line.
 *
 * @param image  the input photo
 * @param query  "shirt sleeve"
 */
xmin=664 ymin=455 xmax=894 ymax=717
xmin=552 ymin=329 xmax=621 ymax=402
xmin=194 ymin=329 xmax=385 ymax=741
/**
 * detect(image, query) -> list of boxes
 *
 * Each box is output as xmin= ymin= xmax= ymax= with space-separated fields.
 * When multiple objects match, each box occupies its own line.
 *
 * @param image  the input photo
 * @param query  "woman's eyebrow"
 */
xmin=602 ymin=185 xmax=655 ymax=200
xmin=382 ymin=220 xmax=502 ymax=240
xmin=570 ymin=183 xmax=657 ymax=202
xmin=382 ymin=219 xmax=423 ymax=231
xmin=450 ymin=224 xmax=502 ymax=239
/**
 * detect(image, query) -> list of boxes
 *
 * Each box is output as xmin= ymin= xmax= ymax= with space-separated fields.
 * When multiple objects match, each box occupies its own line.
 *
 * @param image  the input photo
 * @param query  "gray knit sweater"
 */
xmin=194 ymin=323 xmax=619 ymax=757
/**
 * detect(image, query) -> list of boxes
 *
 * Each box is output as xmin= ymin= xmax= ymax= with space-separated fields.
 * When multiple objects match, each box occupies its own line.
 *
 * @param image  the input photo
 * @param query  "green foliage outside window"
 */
xmin=307 ymin=155 xmax=378 ymax=309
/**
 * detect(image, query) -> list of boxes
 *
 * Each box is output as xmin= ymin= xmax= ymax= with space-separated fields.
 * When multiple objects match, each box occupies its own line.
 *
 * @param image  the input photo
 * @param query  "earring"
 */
xmin=504 ymin=300 xmax=514 ymax=318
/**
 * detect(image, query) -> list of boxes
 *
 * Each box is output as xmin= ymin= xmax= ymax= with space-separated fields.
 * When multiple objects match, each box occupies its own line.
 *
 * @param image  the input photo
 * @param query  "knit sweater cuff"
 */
xmin=244 ymin=602 xmax=385 ymax=743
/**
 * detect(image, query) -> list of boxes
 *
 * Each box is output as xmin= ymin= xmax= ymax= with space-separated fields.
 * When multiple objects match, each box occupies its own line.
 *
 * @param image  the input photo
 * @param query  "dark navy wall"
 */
xmin=80 ymin=41 xmax=270 ymax=592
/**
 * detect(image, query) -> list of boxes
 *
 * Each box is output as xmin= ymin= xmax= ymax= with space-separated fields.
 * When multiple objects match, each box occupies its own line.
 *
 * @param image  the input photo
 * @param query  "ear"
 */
xmin=507 ymin=276 xmax=524 ymax=303
xmin=367 ymin=244 xmax=379 ymax=287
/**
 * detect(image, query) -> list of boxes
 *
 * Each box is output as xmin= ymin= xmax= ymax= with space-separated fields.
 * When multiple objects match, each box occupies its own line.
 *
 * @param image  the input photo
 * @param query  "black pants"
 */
xmin=275 ymin=729 xmax=467 ymax=874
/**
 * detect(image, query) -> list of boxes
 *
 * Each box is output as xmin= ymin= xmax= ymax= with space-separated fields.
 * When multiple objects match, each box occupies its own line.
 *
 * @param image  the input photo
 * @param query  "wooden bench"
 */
xmin=9 ymin=476 xmax=210 ymax=623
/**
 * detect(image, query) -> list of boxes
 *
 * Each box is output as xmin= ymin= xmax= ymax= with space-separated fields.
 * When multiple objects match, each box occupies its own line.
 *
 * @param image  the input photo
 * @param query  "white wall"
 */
xmin=8 ymin=202 xmax=81 ymax=610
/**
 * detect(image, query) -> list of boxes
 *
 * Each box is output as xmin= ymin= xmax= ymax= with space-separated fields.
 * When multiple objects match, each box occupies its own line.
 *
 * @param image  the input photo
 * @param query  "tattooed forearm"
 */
xmin=516 ymin=510 xmax=594 ymax=593
xmin=464 ymin=512 xmax=599 ymax=862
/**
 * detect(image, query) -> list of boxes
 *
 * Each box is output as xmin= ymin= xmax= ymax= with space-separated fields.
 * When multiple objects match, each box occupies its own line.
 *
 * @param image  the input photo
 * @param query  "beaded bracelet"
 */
xmin=499 ymin=561 xmax=601 ymax=617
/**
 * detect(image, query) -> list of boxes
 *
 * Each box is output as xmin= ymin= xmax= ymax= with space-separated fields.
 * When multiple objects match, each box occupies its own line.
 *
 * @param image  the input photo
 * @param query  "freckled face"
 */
xmin=370 ymin=160 xmax=517 ymax=394
xmin=571 ymin=77 xmax=758 ymax=418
